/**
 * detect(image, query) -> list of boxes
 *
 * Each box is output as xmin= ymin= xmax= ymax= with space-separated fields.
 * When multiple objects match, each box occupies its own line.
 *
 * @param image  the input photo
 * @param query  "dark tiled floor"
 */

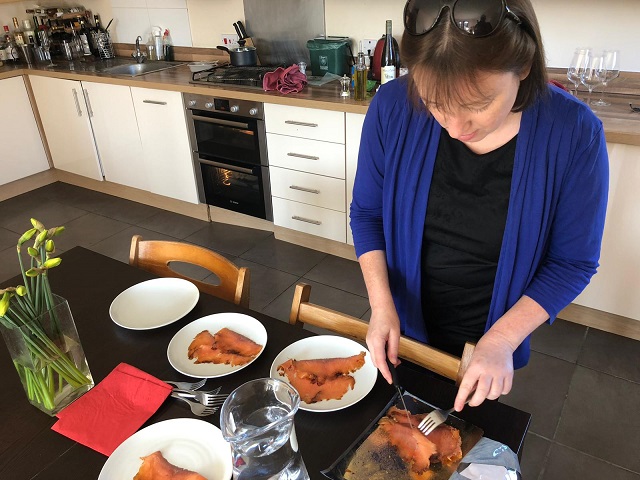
xmin=1 ymin=182 xmax=639 ymax=480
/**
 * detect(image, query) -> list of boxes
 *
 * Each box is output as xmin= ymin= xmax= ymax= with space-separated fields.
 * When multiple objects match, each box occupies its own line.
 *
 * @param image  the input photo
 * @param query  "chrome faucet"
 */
xmin=132 ymin=36 xmax=147 ymax=64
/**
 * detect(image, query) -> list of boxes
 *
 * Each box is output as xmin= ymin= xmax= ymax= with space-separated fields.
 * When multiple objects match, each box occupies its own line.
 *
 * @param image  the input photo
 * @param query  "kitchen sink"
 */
xmin=99 ymin=61 xmax=184 ymax=77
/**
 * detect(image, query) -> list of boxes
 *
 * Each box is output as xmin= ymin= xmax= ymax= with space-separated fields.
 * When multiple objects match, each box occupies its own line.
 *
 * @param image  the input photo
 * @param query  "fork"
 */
xmin=172 ymin=389 xmax=228 ymax=407
xmin=417 ymin=406 xmax=455 ymax=436
xmin=163 ymin=378 xmax=206 ymax=390
xmin=171 ymin=393 xmax=218 ymax=416
xmin=417 ymin=393 xmax=473 ymax=436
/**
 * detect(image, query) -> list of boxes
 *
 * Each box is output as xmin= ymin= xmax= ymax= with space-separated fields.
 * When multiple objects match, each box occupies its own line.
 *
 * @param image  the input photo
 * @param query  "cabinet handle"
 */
xmin=83 ymin=89 xmax=94 ymax=117
xmin=292 ymin=215 xmax=322 ymax=225
xmin=143 ymin=100 xmax=168 ymax=105
xmin=289 ymin=185 xmax=320 ymax=194
xmin=72 ymin=88 xmax=82 ymax=117
xmin=284 ymin=120 xmax=318 ymax=128
xmin=287 ymin=152 xmax=320 ymax=161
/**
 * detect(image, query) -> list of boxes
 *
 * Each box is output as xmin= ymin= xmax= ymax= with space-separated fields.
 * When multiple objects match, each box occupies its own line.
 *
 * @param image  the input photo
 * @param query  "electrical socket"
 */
xmin=361 ymin=39 xmax=378 ymax=55
xmin=220 ymin=34 xmax=239 ymax=46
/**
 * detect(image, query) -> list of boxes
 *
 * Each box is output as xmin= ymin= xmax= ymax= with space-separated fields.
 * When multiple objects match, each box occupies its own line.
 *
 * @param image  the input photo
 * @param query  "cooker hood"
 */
xmin=243 ymin=0 xmax=326 ymax=67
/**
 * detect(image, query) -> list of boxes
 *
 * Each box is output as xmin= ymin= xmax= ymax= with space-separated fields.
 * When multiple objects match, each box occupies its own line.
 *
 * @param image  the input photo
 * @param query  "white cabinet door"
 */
xmin=0 ymin=76 xmax=49 ymax=186
xmin=573 ymin=142 xmax=640 ymax=322
xmin=29 ymin=76 xmax=102 ymax=181
xmin=81 ymin=82 xmax=146 ymax=190
xmin=131 ymin=87 xmax=198 ymax=203
xmin=345 ymin=113 xmax=365 ymax=246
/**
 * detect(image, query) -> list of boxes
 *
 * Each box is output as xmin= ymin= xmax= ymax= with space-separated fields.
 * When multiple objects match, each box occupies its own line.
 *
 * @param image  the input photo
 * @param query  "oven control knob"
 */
xmin=230 ymin=105 xmax=240 ymax=113
xmin=205 ymin=102 xmax=214 ymax=109
xmin=249 ymin=108 xmax=258 ymax=116
xmin=188 ymin=100 xmax=197 ymax=107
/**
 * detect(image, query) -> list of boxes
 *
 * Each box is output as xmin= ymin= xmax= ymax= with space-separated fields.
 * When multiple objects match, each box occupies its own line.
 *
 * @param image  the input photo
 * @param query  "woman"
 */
xmin=350 ymin=0 xmax=608 ymax=412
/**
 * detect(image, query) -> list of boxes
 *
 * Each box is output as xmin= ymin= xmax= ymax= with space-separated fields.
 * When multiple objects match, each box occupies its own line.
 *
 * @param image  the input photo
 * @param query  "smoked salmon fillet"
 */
xmin=187 ymin=328 xmax=262 ymax=366
xmin=133 ymin=451 xmax=208 ymax=480
xmin=277 ymin=352 xmax=366 ymax=403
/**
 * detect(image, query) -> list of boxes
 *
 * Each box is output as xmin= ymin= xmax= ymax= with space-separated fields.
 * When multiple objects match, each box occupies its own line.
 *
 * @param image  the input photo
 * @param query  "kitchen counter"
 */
xmin=1 ymin=60 xmax=639 ymax=144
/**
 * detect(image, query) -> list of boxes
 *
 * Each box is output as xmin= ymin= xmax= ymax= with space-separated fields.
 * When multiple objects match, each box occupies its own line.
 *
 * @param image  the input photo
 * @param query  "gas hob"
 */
xmin=190 ymin=65 xmax=280 ymax=87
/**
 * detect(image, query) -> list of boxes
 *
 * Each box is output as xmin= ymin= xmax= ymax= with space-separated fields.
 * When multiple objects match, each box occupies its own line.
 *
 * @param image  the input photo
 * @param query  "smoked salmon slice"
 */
xmin=277 ymin=352 xmax=366 ymax=403
xmin=134 ymin=451 xmax=208 ymax=480
xmin=187 ymin=328 xmax=262 ymax=366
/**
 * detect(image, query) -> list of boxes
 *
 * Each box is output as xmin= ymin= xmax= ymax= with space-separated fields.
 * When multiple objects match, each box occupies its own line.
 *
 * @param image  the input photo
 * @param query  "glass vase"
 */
xmin=0 ymin=295 xmax=94 ymax=416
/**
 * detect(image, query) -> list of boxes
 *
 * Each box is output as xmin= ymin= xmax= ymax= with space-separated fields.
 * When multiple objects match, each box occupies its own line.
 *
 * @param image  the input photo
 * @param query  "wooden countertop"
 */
xmin=2 ymin=60 xmax=640 ymax=145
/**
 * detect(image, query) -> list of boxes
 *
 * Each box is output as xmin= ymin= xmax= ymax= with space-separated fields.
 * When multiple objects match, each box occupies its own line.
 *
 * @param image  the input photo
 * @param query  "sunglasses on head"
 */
xmin=404 ymin=0 xmax=522 ymax=37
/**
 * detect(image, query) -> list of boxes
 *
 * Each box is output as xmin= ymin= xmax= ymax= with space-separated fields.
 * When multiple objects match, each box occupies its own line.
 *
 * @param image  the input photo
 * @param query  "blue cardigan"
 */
xmin=350 ymin=78 xmax=609 ymax=369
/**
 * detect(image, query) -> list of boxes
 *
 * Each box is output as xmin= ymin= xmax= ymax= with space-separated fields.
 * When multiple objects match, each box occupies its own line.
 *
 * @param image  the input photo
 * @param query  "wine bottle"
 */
xmin=381 ymin=20 xmax=397 ymax=84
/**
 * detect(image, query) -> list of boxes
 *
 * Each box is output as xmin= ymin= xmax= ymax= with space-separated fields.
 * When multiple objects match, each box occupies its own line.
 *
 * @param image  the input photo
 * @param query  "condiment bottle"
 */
xmin=354 ymin=42 xmax=367 ymax=101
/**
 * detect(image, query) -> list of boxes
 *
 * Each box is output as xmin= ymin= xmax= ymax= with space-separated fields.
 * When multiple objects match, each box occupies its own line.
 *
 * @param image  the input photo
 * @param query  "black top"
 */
xmin=421 ymin=130 xmax=517 ymax=356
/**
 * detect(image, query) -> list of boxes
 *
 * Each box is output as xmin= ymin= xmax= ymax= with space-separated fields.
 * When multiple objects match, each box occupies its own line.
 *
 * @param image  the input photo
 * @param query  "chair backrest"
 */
xmin=129 ymin=235 xmax=250 ymax=308
xmin=289 ymin=283 xmax=474 ymax=385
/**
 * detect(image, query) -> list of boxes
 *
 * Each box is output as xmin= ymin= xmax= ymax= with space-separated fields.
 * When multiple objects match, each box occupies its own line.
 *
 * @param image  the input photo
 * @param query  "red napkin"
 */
xmin=263 ymin=64 xmax=308 ymax=94
xmin=51 ymin=362 xmax=172 ymax=456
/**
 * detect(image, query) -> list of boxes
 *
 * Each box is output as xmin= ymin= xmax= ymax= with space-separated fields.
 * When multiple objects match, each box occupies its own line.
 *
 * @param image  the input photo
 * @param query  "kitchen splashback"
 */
xmin=243 ymin=0 xmax=325 ymax=67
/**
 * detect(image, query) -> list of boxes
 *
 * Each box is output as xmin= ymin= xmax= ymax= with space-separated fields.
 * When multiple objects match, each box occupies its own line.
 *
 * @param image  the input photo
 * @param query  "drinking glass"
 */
xmin=567 ymin=48 xmax=590 ymax=97
xmin=592 ymin=50 xmax=620 ymax=107
xmin=37 ymin=29 xmax=56 ymax=67
xmin=580 ymin=53 xmax=605 ymax=106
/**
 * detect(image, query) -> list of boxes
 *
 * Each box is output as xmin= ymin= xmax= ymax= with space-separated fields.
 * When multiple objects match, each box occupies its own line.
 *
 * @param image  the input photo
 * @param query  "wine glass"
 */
xmin=567 ymin=48 xmax=590 ymax=97
xmin=592 ymin=50 xmax=620 ymax=107
xmin=580 ymin=53 xmax=605 ymax=106
xmin=38 ymin=29 xmax=56 ymax=67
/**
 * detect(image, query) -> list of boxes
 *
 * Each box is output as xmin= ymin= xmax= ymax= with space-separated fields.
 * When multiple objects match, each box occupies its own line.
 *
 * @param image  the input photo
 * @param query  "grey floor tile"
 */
xmin=2 ymin=201 xmax=88 ymax=234
xmin=137 ymin=210 xmax=209 ymax=240
xmin=91 ymin=226 xmax=180 ymax=264
xmin=542 ymin=443 xmax=640 ymax=480
xmin=500 ymin=351 xmax=576 ymax=438
xmin=531 ymin=319 xmax=587 ymax=363
xmin=0 ymin=227 xmax=16 ymax=251
xmin=361 ymin=309 xmax=371 ymax=321
xmin=185 ymin=222 xmax=272 ymax=257
xmin=520 ymin=433 xmax=551 ymax=480
xmin=262 ymin=279 xmax=370 ymax=325
xmin=53 ymin=213 xmax=131 ymax=251
xmin=233 ymin=258 xmax=299 ymax=312
xmin=578 ymin=328 xmax=640 ymax=383
xmin=303 ymin=254 xmax=367 ymax=297
xmin=38 ymin=183 xmax=162 ymax=225
xmin=555 ymin=366 xmax=640 ymax=473
xmin=0 ymin=189 xmax=54 ymax=222
xmin=240 ymin=235 xmax=327 ymax=276
xmin=0 ymin=246 xmax=22 ymax=285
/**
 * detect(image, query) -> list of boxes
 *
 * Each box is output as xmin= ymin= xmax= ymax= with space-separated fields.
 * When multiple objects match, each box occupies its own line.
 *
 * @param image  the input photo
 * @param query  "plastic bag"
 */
xmin=451 ymin=437 xmax=521 ymax=480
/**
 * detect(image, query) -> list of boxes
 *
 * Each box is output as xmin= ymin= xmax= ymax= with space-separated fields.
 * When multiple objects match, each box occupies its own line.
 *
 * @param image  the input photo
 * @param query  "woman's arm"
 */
xmin=454 ymin=295 xmax=548 ymax=411
xmin=359 ymin=250 xmax=401 ymax=384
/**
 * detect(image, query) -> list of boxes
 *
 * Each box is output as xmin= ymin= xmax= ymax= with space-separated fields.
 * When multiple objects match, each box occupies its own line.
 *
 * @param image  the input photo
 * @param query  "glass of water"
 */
xmin=220 ymin=378 xmax=310 ymax=480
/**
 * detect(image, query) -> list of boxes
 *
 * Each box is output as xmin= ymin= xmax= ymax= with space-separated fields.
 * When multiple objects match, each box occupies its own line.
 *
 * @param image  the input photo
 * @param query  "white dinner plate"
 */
xmin=109 ymin=278 xmax=200 ymax=330
xmin=167 ymin=313 xmax=267 ymax=378
xmin=98 ymin=418 xmax=232 ymax=480
xmin=270 ymin=335 xmax=378 ymax=412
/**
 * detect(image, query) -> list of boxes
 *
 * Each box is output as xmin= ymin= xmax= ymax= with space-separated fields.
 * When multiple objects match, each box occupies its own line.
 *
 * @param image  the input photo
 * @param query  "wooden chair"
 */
xmin=289 ymin=283 xmax=475 ymax=385
xmin=129 ymin=235 xmax=250 ymax=308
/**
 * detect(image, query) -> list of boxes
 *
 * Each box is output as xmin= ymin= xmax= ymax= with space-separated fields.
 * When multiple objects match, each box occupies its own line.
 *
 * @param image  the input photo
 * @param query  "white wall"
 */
xmin=1 ymin=0 xmax=638 ymax=71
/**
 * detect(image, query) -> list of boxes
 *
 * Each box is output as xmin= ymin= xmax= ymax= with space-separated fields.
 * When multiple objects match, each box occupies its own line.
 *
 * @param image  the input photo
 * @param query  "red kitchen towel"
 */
xmin=263 ymin=64 xmax=307 ymax=94
xmin=51 ymin=362 xmax=172 ymax=456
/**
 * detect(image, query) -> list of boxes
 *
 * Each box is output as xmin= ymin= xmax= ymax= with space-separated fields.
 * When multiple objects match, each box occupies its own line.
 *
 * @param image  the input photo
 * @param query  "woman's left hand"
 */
xmin=453 ymin=331 xmax=515 ymax=411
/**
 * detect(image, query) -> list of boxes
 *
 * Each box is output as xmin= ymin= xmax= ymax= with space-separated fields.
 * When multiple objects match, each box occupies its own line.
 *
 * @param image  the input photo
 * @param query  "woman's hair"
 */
xmin=401 ymin=0 xmax=547 ymax=113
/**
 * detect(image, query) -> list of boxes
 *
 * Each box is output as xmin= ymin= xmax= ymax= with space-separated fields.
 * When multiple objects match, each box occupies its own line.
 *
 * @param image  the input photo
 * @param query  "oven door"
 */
xmin=199 ymin=157 xmax=273 ymax=221
xmin=191 ymin=110 xmax=264 ymax=166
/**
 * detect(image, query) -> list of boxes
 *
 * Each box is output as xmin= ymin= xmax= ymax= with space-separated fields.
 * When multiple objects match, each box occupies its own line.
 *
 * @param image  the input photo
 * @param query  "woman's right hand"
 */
xmin=366 ymin=306 xmax=401 ymax=384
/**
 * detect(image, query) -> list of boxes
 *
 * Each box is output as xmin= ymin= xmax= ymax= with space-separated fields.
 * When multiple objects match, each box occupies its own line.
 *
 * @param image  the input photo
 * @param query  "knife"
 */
xmin=233 ymin=22 xmax=243 ymax=40
xmin=386 ymin=357 xmax=414 ymax=429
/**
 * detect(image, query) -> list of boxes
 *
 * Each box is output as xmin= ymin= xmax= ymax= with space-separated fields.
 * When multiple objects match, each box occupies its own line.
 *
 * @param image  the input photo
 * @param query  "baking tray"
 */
xmin=322 ymin=391 xmax=483 ymax=480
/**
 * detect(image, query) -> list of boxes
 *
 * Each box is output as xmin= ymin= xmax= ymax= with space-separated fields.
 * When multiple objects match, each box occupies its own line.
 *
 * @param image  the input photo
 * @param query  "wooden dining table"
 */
xmin=0 ymin=246 xmax=531 ymax=479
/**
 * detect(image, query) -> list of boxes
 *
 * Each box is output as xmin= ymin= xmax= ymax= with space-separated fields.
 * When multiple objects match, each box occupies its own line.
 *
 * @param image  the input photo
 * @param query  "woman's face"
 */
xmin=424 ymin=71 xmax=523 ymax=145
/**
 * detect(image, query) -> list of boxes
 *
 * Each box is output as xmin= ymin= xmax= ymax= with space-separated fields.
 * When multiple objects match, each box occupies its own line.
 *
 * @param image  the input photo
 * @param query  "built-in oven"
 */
xmin=183 ymin=93 xmax=272 ymax=221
